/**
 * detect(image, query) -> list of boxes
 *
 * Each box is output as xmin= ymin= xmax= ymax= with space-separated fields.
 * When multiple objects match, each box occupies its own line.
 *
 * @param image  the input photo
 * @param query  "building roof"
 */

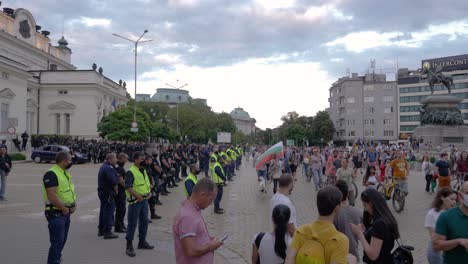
xmin=230 ymin=107 xmax=251 ymax=121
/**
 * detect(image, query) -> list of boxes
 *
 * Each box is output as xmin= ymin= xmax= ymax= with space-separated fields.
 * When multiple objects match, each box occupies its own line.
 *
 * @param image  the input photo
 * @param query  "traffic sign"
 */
xmin=131 ymin=122 xmax=138 ymax=128
xmin=6 ymin=126 xmax=16 ymax=134
xmin=130 ymin=127 xmax=139 ymax=133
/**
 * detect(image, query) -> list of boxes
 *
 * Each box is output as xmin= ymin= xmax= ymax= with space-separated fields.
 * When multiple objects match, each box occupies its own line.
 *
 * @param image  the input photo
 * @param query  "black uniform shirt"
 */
xmin=43 ymin=171 xmax=59 ymax=188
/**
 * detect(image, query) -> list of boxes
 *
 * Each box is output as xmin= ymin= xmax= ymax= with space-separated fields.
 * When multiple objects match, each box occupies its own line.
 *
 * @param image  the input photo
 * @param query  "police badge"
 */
xmin=19 ymin=20 xmax=31 ymax=39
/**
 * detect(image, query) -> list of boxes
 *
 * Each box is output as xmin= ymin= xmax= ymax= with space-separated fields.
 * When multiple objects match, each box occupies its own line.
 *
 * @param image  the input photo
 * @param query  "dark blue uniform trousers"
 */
xmin=125 ymin=199 xmax=149 ymax=242
xmin=98 ymin=192 xmax=115 ymax=234
xmin=46 ymin=213 xmax=70 ymax=264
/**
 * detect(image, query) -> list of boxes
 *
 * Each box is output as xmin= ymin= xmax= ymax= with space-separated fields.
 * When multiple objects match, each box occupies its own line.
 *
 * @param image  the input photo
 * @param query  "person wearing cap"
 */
xmin=436 ymin=152 xmax=452 ymax=189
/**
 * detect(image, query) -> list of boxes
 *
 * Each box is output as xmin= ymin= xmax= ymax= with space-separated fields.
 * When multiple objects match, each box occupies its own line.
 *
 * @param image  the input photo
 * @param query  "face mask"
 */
xmin=195 ymin=170 xmax=201 ymax=175
xmin=463 ymin=194 xmax=468 ymax=207
xmin=65 ymin=163 xmax=73 ymax=170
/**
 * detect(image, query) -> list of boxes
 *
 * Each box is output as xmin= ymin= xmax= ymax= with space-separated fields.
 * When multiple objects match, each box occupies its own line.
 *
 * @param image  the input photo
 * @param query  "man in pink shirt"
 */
xmin=173 ymin=178 xmax=223 ymax=264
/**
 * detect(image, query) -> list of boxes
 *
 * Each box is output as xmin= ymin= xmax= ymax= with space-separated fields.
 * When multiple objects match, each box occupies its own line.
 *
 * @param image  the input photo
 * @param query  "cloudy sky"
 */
xmin=12 ymin=0 xmax=468 ymax=129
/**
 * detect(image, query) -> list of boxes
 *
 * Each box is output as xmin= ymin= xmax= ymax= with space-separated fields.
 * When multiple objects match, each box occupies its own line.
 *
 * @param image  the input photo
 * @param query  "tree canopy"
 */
xmin=97 ymin=106 xmax=152 ymax=142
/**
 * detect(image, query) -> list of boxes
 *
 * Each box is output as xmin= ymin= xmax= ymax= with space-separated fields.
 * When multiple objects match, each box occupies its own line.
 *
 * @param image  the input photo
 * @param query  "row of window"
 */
xmin=346 ymin=96 xmax=394 ymax=103
xmin=400 ymin=92 xmax=468 ymax=103
xmin=342 ymin=130 xmax=395 ymax=137
xmin=400 ymin=103 xmax=468 ymax=112
xmin=400 ymin=125 xmax=418 ymax=132
xmin=400 ymin=115 xmax=420 ymax=122
xmin=399 ymin=82 xmax=468 ymax=94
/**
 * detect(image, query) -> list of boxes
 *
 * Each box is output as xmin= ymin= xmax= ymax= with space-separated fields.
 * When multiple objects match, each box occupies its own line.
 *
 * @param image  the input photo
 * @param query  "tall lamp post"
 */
xmin=112 ymin=30 xmax=152 ymax=132
xmin=165 ymin=82 xmax=188 ymax=134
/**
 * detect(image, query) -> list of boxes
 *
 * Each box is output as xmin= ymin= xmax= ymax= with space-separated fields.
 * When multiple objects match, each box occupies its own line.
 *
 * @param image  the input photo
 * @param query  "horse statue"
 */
xmin=422 ymin=63 xmax=453 ymax=94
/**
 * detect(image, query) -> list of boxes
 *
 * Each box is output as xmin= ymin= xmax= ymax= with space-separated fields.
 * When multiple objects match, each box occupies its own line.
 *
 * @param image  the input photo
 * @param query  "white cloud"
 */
xmin=168 ymin=0 xmax=199 ymax=8
xmin=79 ymin=17 xmax=112 ymax=28
xmin=304 ymin=4 xmax=353 ymax=21
xmin=326 ymin=31 xmax=402 ymax=52
xmin=326 ymin=20 xmax=468 ymax=52
xmin=154 ymin=53 xmax=181 ymax=64
xmin=255 ymin=0 xmax=296 ymax=11
xmin=136 ymin=58 xmax=333 ymax=129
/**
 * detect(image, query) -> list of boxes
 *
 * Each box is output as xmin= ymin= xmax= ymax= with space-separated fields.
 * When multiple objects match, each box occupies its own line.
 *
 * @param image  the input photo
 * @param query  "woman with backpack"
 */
xmin=424 ymin=187 xmax=457 ymax=264
xmin=251 ymin=204 xmax=291 ymax=264
xmin=350 ymin=189 xmax=400 ymax=264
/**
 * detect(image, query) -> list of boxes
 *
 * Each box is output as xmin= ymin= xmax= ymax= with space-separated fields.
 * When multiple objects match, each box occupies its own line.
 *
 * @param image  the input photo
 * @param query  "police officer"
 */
xmin=184 ymin=164 xmax=200 ymax=198
xmin=143 ymin=155 xmax=161 ymax=221
xmin=125 ymin=151 xmax=154 ymax=257
xmin=114 ymin=153 xmax=128 ymax=233
xmin=211 ymin=156 xmax=226 ymax=214
xmin=97 ymin=153 xmax=119 ymax=239
xmin=42 ymin=152 xmax=76 ymax=264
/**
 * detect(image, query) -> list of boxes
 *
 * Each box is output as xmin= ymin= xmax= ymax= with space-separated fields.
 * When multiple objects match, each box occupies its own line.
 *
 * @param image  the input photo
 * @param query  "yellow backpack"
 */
xmin=295 ymin=238 xmax=326 ymax=264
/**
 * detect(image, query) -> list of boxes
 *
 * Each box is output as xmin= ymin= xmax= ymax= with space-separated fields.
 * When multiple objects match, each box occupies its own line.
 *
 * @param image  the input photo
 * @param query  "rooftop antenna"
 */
xmin=370 ymin=59 xmax=376 ymax=75
xmin=346 ymin=67 xmax=350 ymax=77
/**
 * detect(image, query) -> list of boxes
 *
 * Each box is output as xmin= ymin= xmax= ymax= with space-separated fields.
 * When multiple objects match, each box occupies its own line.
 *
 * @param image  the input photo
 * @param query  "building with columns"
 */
xmin=0 ymin=6 xmax=128 ymax=139
xmin=230 ymin=107 xmax=256 ymax=135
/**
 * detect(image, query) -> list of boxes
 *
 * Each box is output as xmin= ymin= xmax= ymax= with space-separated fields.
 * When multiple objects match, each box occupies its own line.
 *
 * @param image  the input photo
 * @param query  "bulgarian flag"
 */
xmin=255 ymin=142 xmax=284 ymax=170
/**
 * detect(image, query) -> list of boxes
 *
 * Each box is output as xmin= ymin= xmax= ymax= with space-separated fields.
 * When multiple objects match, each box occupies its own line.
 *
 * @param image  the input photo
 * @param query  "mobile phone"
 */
xmin=220 ymin=235 xmax=229 ymax=242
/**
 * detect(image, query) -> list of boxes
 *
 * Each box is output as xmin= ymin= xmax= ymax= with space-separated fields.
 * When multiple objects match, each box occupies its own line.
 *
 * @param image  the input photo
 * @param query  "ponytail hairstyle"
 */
xmin=272 ymin=204 xmax=291 ymax=259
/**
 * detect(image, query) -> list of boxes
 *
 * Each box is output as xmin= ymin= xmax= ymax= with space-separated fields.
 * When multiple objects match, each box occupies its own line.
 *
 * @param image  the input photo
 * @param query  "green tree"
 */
xmin=97 ymin=106 xmax=152 ymax=142
xmin=311 ymin=111 xmax=335 ymax=142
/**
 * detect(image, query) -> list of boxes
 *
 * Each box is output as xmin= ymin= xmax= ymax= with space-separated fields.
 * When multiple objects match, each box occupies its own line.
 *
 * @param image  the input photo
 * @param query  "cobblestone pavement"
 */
xmin=0 ymin=160 xmax=432 ymax=263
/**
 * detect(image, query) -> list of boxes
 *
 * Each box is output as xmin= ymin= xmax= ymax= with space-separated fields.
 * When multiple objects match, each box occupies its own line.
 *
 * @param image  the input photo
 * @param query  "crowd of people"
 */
xmin=249 ymin=143 xmax=468 ymax=264
xmin=3 ymin=135 xmax=465 ymax=264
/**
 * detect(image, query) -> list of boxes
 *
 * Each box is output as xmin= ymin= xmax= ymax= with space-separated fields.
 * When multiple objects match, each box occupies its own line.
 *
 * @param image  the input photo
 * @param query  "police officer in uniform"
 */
xmin=42 ymin=152 xmax=76 ymax=264
xmin=124 ymin=151 xmax=154 ymax=257
xmin=184 ymin=164 xmax=200 ymax=198
xmin=211 ymin=156 xmax=226 ymax=214
xmin=143 ymin=156 xmax=161 ymax=221
xmin=97 ymin=153 xmax=119 ymax=239
xmin=114 ymin=153 xmax=128 ymax=233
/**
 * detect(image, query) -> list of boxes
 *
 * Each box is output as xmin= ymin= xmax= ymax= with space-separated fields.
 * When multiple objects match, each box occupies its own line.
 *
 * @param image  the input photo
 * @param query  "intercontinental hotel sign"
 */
xmin=422 ymin=54 xmax=468 ymax=72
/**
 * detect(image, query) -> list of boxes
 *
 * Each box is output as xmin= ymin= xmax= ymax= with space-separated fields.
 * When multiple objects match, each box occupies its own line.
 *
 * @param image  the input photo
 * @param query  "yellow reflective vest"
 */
xmin=42 ymin=164 xmax=76 ymax=210
xmin=126 ymin=164 xmax=151 ymax=204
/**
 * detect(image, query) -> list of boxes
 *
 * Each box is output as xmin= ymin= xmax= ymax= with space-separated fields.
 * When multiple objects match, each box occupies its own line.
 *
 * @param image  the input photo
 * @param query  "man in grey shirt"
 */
xmin=333 ymin=180 xmax=362 ymax=261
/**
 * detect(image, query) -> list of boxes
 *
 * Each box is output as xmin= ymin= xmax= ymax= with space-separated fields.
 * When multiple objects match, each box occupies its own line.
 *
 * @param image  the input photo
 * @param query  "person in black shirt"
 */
xmin=351 ymin=189 xmax=400 ymax=264
xmin=143 ymin=156 xmax=161 ymax=221
xmin=114 ymin=153 xmax=128 ymax=233
xmin=0 ymin=145 xmax=12 ymax=201
xmin=159 ymin=147 xmax=172 ymax=193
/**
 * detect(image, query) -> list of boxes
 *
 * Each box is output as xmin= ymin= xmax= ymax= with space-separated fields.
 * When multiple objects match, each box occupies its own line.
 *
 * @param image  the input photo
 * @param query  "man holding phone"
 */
xmin=173 ymin=178 xmax=224 ymax=264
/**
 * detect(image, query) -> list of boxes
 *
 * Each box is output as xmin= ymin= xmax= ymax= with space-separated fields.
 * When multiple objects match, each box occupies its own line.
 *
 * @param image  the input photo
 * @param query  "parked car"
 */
xmin=31 ymin=145 xmax=89 ymax=164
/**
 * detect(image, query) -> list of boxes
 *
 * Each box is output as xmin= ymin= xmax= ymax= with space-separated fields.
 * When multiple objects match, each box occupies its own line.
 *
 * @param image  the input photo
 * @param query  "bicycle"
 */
xmin=376 ymin=176 xmax=405 ymax=213
xmin=452 ymin=172 xmax=468 ymax=192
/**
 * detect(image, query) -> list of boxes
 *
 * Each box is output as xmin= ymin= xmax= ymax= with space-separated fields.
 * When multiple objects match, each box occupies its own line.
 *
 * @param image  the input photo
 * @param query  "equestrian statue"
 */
xmin=422 ymin=62 xmax=453 ymax=94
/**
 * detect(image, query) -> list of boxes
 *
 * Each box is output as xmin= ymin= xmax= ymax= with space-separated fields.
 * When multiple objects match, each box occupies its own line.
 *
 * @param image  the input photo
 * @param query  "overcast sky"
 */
xmin=12 ymin=0 xmax=468 ymax=129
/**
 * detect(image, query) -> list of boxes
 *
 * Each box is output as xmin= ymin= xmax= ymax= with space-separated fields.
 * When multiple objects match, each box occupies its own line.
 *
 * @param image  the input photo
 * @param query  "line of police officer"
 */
xmin=41 ymin=144 xmax=244 ymax=263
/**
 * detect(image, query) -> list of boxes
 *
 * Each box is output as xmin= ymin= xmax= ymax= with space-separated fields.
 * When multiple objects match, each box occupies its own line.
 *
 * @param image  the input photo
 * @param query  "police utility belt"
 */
xmin=127 ymin=193 xmax=150 ymax=203
xmin=45 ymin=202 xmax=75 ymax=213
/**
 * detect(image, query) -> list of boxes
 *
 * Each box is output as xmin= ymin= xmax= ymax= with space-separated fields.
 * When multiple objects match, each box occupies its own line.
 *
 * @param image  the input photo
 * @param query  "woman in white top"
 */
xmin=252 ymin=204 xmax=291 ymax=264
xmin=362 ymin=166 xmax=378 ymax=189
xmin=424 ymin=187 xmax=457 ymax=264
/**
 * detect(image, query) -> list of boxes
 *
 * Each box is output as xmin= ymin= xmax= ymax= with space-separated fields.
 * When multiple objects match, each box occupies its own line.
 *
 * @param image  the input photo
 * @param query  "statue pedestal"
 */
xmin=414 ymin=125 xmax=468 ymax=149
xmin=414 ymin=95 xmax=467 ymax=149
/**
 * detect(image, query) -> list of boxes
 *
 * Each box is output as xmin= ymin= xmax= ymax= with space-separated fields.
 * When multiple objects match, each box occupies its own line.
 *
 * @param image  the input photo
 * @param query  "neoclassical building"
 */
xmin=230 ymin=107 xmax=256 ymax=135
xmin=136 ymin=88 xmax=207 ymax=107
xmin=0 ymin=6 xmax=128 ymax=138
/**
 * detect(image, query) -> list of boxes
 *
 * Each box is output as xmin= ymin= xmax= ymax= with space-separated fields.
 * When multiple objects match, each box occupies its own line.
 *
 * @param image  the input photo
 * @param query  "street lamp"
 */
xmin=112 ymin=30 xmax=152 ymax=132
xmin=165 ymin=82 xmax=188 ymax=134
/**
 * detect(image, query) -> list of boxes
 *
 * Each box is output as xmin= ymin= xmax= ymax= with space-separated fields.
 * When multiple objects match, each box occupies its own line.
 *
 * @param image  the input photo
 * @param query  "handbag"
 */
xmin=392 ymin=239 xmax=414 ymax=264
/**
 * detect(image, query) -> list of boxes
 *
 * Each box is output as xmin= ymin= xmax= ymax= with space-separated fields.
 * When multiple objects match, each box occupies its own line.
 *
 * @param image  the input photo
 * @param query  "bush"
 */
xmin=10 ymin=153 xmax=26 ymax=161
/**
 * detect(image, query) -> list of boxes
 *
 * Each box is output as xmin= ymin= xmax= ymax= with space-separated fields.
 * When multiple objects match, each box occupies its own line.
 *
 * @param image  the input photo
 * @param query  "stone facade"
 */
xmin=230 ymin=107 xmax=256 ymax=135
xmin=0 ymin=7 xmax=128 ymax=139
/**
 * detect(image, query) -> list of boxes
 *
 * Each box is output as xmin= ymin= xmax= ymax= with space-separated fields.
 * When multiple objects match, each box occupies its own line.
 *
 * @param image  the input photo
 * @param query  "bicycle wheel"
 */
xmin=351 ymin=181 xmax=358 ymax=199
xmin=376 ymin=184 xmax=387 ymax=199
xmin=392 ymin=188 xmax=405 ymax=213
